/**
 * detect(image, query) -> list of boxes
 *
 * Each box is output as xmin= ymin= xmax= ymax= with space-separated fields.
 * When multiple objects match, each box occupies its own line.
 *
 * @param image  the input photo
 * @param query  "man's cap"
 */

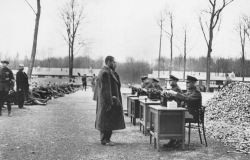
xmin=19 ymin=64 xmax=24 ymax=67
xmin=186 ymin=75 xmax=198 ymax=82
xmin=169 ymin=75 xmax=179 ymax=81
xmin=141 ymin=76 xmax=148 ymax=81
xmin=1 ymin=60 xmax=9 ymax=64
xmin=152 ymin=78 xmax=160 ymax=82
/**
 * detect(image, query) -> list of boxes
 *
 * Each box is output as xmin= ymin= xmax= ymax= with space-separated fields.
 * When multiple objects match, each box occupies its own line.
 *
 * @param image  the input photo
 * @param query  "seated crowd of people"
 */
xmin=5 ymin=81 xmax=82 ymax=106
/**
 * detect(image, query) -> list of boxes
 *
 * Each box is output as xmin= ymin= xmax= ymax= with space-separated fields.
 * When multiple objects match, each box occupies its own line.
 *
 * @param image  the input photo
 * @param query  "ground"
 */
xmin=0 ymin=87 xmax=249 ymax=160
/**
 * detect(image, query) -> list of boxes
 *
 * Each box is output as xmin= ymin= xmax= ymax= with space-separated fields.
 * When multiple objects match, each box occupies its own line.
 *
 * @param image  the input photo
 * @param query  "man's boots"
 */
xmin=8 ymin=111 xmax=12 ymax=117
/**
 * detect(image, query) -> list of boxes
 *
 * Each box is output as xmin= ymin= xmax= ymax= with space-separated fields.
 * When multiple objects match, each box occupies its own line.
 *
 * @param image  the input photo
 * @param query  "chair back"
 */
xmin=199 ymin=105 xmax=206 ymax=123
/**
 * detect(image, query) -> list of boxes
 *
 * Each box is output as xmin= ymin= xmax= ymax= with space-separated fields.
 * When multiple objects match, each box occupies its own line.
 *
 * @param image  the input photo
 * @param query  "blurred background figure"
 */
xmin=16 ymin=64 xmax=29 ymax=109
xmin=91 ymin=74 xmax=97 ymax=92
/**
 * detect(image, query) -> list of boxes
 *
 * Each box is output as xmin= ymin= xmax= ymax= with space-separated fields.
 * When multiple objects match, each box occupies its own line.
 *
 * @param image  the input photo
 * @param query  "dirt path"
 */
xmin=0 ymin=88 xmax=249 ymax=160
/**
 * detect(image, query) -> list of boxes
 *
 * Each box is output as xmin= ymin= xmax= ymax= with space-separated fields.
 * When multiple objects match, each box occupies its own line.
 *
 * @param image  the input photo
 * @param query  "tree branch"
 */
xmin=24 ymin=0 xmax=36 ymax=15
xmin=199 ymin=16 xmax=209 ymax=47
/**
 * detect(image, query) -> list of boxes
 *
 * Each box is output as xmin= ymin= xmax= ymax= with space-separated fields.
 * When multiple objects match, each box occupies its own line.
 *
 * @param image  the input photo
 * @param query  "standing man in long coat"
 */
xmin=16 ymin=64 xmax=29 ymax=109
xmin=94 ymin=56 xmax=125 ymax=146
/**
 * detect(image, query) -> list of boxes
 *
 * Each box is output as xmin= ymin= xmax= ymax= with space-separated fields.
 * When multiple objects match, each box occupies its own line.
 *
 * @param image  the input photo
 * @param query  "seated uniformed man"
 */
xmin=152 ymin=78 xmax=163 ymax=91
xmin=141 ymin=76 xmax=149 ymax=88
xmin=164 ymin=75 xmax=202 ymax=148
xmin=168 ymin=75 xmax=182 ymax=107
xmin=141 ymin=77 xmax=154 ymax=90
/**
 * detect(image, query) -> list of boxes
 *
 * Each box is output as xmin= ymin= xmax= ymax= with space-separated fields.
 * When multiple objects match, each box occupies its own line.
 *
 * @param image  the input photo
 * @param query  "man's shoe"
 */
xmin=163 ymin=140 xmax=176 ymax=148
xmin=0 ymin=112 xmax=2 ymax=116
xmin=8 ymin=112 xmax=12 ymax=117
xmin=105 ymin=141 xmax=115 ymax=146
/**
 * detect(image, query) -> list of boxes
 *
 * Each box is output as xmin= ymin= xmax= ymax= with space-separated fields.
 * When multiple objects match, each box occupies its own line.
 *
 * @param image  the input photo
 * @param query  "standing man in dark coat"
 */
xmin=16 ymin=64 xmax=29 ymax=109
xmin=0 ymin=60 xmax=15 ymax=116
xmin=82 ymin=74 xmax=87 ymax=91
xmin=94 ymin=56 xmax=125 ymax=146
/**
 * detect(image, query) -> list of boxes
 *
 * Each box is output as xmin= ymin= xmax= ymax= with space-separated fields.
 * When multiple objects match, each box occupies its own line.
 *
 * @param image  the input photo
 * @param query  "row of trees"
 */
xmin=156 ymin=0 xmax=250 ymax=91
xmin=3 ymin=54 xmax=250 ymax=82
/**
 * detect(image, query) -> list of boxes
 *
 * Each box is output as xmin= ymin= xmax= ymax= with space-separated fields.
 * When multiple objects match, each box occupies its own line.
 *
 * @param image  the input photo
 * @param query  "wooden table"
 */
xmin=127 ymin=95 xmax=137 ymax=117
xmin=149 ymin=105 xmax=187 ymax=151
xmin=122 ymin=93 xmax=135 ymax=116
xmin=129 ymin=96 xmax=147 ymax=126
xmin=139 ymin=100 xmax=161 ymax=135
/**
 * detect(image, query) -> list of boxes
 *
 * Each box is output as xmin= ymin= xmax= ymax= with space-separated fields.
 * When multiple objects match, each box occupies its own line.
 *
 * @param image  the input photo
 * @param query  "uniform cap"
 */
xmin=152 ymin=78 xmax=160 ymax=82
xmin=141 ymin=76 xmax=148 ymax=81
xmin=1 ymin=60 xmax=9 ymax=64
xmin=186 ymin=75 xmax=198 ymax=82
xmin=169 ymin=75 xmax=179 ymax=81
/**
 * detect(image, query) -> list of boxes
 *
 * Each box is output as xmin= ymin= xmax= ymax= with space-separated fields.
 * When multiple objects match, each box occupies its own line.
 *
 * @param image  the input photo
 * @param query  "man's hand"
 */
xmin=106 ymin=106 xmax=112 ymax=111
xmin=19 ymin=88 xmax=21 ymax=91
xmin=168 ymin=90 xmax=177 ymax=96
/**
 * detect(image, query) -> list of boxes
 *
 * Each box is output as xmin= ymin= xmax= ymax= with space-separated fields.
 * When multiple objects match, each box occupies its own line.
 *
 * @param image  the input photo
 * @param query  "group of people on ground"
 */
xmin=0 ymin=60 xmax=82 ymax=117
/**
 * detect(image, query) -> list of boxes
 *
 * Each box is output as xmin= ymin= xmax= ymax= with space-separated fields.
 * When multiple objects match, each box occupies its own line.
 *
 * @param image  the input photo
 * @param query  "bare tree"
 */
xmin=199 ymin=0 xmax=235 ymax=92
xmin=236 ymin=15 xmax=249 ymax=81
xmin=59 ymin=0 xmax=86 ymax=79
xmin=24 ymin=0 xmax=41 ymax=79
xmin=156 ymin=13 xmax=164 ymax=78
xmin=162 ymin=7 xmax=174 ymax=74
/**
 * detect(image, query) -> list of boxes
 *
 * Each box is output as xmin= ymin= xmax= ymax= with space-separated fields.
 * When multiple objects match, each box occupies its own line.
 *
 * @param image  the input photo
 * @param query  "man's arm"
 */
xmin=175 ymin=91 xmax=201 ymax=102
xmin=100 ymin=71 xmax=113 ymax=109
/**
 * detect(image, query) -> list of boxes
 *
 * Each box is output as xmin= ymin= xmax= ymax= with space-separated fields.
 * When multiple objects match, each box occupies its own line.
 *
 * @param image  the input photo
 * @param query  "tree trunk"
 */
xmin=183 ymin=29 xmax=187 ymax=80
xmin=169 ymin=16 xmax=173 ymax=75
xmin=158 ymin=20 xmax=163 ymax=79
xmin=27 ymin=0 xmax=41 ymax=79
xmin=68 ymin=43 xmax=71 ymax=78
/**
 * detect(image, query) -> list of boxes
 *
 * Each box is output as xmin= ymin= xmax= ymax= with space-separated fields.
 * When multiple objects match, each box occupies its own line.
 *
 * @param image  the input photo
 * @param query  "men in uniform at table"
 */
xmin=0 ymin=60 xmax=15 ymax=117
xmin=152 ymin=78 xmax=163 ymax=91
xmin=164 ymin=75 xmax=202 ymax=148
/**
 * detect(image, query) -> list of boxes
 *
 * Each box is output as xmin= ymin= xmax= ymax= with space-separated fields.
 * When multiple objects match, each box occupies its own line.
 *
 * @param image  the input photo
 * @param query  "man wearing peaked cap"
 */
xmin=141 ymin=76 xmax=152 ymax=89
xmin=168 ymin=75 xmax=182 ymax=104
xmin=186 ymin=75 xmax=198 ymax=82
xmin=0 ymin=60 xmax=15 ymax=117
xmin=152 ymin=78 xmax=163 ymax=91
xmin=164 ymin=75 xmax=201 ymax=148
xmin=1 ymin=60 xmax=9 ymax=64
xmin=169 ymin=75 xmax=179 ymax=81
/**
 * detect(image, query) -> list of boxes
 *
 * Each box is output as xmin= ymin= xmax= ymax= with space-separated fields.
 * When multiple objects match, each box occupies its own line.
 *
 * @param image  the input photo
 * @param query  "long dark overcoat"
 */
xmin=16 ymin=70 xmax=29 ymax=101
xmin=94 ymin=66 xmax=125 ymax=131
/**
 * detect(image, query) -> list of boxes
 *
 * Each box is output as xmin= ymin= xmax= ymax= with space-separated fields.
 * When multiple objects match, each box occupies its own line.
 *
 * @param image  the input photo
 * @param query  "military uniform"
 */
xmin=82 ymin=75 xmax=87 ymax=91
xmin=175 ymin=88 xmax=201 ymax=120
xmin=0 ymin=66 xmax=15 ymax=116
xmin=170 ymin=84 xmax=182 ymax=107
xmin=154 ymin=84 xmax=163 ymax=91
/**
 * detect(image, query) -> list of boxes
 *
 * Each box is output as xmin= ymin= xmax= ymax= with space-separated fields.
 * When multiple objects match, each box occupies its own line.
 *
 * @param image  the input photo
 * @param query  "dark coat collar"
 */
xmin=103 ymin=66 xmax=119 ymax=84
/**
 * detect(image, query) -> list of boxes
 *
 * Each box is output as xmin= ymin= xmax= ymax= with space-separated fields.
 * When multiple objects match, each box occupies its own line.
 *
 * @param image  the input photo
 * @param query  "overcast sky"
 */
xmin=0 ymin=0 xmax=250 ymax=64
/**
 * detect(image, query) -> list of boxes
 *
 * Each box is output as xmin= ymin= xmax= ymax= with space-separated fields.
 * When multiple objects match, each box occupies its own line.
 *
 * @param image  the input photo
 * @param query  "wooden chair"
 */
xmin=185 ymin=106 xmax=208 ymax=147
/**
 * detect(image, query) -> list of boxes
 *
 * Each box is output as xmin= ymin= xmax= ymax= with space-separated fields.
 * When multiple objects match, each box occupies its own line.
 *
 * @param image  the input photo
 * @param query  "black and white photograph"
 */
xmin=0 ymin=0 xmax=250 ymax=159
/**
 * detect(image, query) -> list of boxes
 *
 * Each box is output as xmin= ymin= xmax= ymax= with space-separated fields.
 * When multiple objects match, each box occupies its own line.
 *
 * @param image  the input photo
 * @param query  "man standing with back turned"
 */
xmin=94 ymin=56 xmax=125 ymax=146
